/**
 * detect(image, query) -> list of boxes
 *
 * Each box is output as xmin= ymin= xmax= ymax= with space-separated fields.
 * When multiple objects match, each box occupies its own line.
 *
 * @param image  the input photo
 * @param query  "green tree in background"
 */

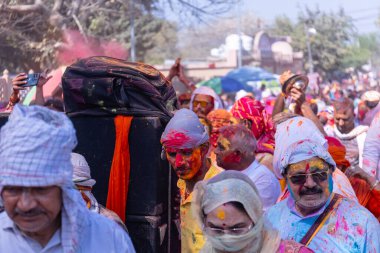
xmin=269 ymin=7 xmax=355 ymax=79
xmin=0 ymin=0 xmax=237 ymax=71
xmin=343 ymin=33 xmax=380 ymax=69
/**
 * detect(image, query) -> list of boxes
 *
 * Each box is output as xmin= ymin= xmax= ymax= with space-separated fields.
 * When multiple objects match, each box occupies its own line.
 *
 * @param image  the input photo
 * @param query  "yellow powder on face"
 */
xmin=216 ymin=208 xmax=226 ymax=220
xmin=219 ymin=137 xmax=231 ymax=150
xmin=288 ymin=158 xmax=327 ymax=174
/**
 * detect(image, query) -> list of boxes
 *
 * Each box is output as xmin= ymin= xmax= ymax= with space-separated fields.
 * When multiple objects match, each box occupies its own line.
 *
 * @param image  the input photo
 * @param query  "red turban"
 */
xmin=325 ymin=136 xmax=351 ymax=169
xmin=231 ymin=97 xmax=275 ymax=154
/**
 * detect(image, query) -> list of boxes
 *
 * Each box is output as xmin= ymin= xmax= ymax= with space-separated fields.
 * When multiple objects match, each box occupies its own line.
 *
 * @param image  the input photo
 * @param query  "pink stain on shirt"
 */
xmin=356 ymin=225 xmax=364 ymax=236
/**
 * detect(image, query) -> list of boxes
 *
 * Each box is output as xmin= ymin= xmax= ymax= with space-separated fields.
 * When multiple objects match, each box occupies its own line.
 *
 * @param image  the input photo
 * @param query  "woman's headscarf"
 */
xmin=193 ymin=171 xmax=281 ymax=253
xmin=231 ymin=97 xmax=275 ymax=154
xmin=206 ymin=109 xmax=235 ymax=147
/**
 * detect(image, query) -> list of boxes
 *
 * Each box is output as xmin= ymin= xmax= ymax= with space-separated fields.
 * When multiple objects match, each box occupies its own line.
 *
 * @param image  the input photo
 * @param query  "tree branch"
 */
xmin=4 ymin=0 xmax=47 ymax=13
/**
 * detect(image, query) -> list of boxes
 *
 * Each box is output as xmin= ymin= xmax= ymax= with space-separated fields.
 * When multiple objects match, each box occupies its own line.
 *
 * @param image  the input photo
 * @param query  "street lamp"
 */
xmin=305 ymin=25 xmax=317 ymax=75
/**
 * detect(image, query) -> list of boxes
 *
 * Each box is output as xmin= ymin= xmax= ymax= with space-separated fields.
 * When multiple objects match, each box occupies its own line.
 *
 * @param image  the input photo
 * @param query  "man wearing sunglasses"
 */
xmin=190 ymin=87 xmax=223 ymax=119
xmin=265 ymin=136 xmax=380 ymax=251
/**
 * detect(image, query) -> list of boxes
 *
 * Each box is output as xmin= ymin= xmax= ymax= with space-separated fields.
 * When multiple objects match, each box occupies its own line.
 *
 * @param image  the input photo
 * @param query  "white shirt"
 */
xmin=0 ymin=211 xmax=135 ymax=253
xmin=242 ymin=160 xmax=281 ymax=211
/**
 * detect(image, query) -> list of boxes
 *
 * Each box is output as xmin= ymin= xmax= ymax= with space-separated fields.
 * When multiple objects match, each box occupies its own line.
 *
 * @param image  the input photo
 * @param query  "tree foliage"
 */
xmin=0 ymin=0 xmax=236 ymax=71
xmin=269 ymin=7 xmax=355 ymax=78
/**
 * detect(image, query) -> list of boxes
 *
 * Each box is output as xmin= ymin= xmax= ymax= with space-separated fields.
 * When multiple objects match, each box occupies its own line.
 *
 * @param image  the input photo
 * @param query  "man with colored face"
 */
xmin=333 ymin=98 xmax=368 ymax=169
xmin=0 ymin=105 xmax=135 ymax=253
xmin=190 ymin=87 xmax=223 ymax=119
xmin=265 ymin=121 xmax=380 ymax=252
xmin=161 ymin=108 xmax=222 ymax=253
xmin=214 ymin=125 xmax=280 ymax=211
xmin=231 ymin=96 xmax=276 ymax=172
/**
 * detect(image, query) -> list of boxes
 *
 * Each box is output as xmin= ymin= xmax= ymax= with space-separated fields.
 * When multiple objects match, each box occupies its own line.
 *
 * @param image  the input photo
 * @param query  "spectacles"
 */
xmin=288 ymin=169 xmax=329 ymax=185
xmin=192 ymin=100 xmax=211 ymax=108
xmin=204 ymin=223 xmax=254 ymax=236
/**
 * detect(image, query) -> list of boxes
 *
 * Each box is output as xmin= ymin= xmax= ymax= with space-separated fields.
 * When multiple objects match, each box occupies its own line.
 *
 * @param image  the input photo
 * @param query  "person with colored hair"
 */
xmin=214 ymin=124 xmax=281 ymax=211
xmin=161 ymin=108 xmax=222 ymax=253
xmin=193 ymin=170 xmax=314 ymax=253
xmin=231 ymin=96 xmax=276 ymax=172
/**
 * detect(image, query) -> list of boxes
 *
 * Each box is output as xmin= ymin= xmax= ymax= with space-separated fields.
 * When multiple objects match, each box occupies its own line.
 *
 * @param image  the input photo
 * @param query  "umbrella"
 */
xmin=196 ymin=77 xmax=222 ymax=94
xmin=222 ymin=67 xmax=279 ymax=92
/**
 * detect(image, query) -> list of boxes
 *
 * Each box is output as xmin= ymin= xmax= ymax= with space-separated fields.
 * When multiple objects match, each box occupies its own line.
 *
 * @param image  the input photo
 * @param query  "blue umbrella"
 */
xmin=221 ymin=67 xmax=278 ymax=92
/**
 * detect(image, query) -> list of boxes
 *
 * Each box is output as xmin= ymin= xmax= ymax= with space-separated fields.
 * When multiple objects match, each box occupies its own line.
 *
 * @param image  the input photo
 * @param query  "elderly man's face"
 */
xmin=286 ymin=157 xmax=333 ymax=215
xmin=215 ymin=135 xmax=245 ymax=170
xmin=2 ymin=186 xmax=62 ymax=235
xmin=192 ymin=94 xmax=214 ymax=119
xmin=165 ymin=145 xmax=207 ymax=180
xmin=334 ymin=108 xmax=355 ymax=134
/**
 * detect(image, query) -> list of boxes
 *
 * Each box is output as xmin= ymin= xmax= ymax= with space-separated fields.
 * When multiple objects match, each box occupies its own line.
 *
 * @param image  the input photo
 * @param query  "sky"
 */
xmin=161 ymin=0 xmax=379 ymax=34
xmin=243 ymin=0 xmax=379 ymax=34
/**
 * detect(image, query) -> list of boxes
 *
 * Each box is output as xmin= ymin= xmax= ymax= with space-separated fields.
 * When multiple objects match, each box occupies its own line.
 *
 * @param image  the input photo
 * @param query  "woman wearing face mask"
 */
xmin=193 ymin=171 xmax=314 ymax=253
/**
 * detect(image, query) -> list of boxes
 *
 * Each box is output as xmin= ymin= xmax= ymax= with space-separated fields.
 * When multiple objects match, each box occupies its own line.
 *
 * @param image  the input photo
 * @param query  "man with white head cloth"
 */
xmin=190 ymin=86 xmax=224 ymax=119
xmin=265 ymin=116 xmax=380 ymax=252
xmin=0 ymin=105 xmax=135 ymax=253
xmin=161 ymin=108 xmax=222 ymax=253
xmin=71 ymin=152 xmax=127 ymax=231
xmin=273 ymin=116 xmax=357 ymax=201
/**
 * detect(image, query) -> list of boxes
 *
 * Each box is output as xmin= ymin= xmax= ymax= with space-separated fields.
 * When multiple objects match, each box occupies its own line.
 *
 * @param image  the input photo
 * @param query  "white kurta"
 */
xmin=0 ymin=211 xmax=136 ymax=253
xmin=242 ymin=159 xmax=281 ymax=211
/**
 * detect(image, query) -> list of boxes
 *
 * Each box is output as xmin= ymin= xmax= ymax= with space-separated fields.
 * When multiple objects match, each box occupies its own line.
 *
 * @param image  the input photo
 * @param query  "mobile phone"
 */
xmin=21 ymin=73 xmax=40 ymax=87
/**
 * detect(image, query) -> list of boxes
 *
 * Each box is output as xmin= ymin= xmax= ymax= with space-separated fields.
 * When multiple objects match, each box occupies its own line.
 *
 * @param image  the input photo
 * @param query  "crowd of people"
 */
xmin=0 ymin=59 xmax=379 ymax=253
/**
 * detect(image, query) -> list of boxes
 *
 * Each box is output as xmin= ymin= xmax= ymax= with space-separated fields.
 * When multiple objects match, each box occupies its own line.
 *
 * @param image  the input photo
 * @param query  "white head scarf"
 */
xmin=273 ymin=116 xmax=336 ymax=179
xmin=161 ymin=108 xmax=209 ymax=149
xmin=71 ymin=152 xmax=96 ymax=187
xmin=190 ymin=86 xmax=224 ymax=111
xmin=71 ymin=152 xmax=99 ymax=213
xmin=193 ymin=171 xmax=281 ymax=253
xmin=361 ymin=91 xmax=380 ymax=102
xmin=0 ymin=105 xmax=88 ymax=253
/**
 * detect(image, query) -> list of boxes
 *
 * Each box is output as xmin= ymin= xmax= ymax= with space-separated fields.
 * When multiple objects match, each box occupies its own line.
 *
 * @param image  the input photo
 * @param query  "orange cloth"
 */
xmin=325 ymin=136 xmax=351 ymax=170
xmin=106 ymin=115 xmax=133 ymax=222
xmin=349 ymin=176 xmax=380 ymax=220
xmin=367 ymin=188 xmax=380 ymax=221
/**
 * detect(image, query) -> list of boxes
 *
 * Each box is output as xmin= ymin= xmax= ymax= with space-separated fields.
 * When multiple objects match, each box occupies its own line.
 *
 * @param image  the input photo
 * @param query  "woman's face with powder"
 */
xmin=204 ymin=202 xmax=253 ymax=236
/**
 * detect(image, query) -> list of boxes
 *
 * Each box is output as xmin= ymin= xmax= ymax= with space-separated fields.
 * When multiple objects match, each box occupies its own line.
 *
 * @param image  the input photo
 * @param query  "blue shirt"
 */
xmin=264 ymin=196 xmax=380 ymax=253
xmin=0 ymin=211 xmax=136 ymax=253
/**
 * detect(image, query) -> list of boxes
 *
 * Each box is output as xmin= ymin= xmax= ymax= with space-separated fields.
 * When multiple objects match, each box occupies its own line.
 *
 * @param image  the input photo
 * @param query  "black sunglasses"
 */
xmin=288 ymin=169 xmax=329 ymax=185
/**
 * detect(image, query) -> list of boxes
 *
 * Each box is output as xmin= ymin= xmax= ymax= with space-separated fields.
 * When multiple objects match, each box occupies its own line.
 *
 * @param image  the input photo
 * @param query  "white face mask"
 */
xmin=205 ymin=219 xmax=264 ymax=253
